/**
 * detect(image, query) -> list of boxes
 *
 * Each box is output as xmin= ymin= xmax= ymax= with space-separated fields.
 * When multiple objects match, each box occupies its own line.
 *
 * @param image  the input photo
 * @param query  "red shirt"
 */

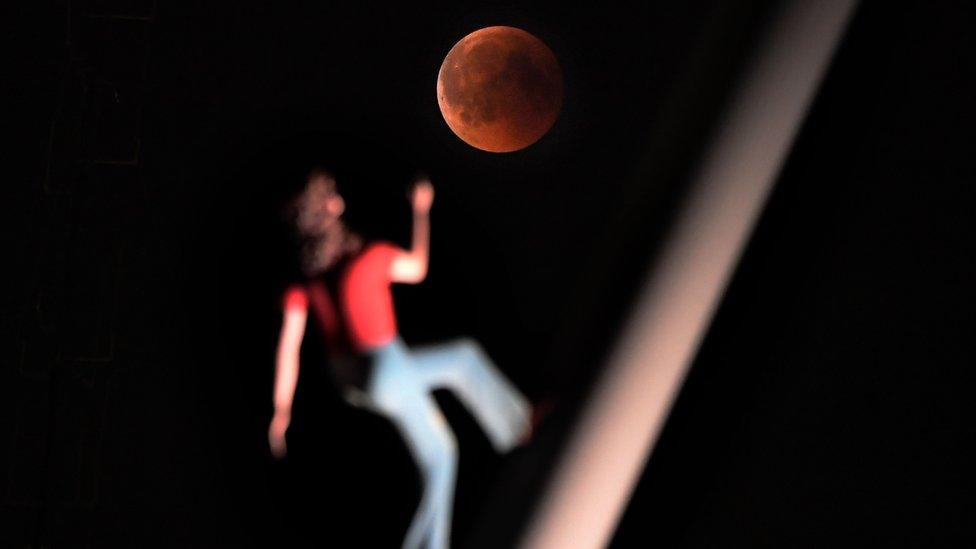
xmin=283 ymin=241 xmax=401 ymax=352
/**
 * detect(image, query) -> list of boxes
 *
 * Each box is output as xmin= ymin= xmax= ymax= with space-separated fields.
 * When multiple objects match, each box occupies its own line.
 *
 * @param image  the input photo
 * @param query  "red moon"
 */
xmin=437 ymin=26 xmax=563 ymax=153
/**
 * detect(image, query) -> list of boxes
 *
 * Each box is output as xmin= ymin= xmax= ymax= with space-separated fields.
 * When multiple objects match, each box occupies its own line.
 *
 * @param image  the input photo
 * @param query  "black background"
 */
xmin=4 ymin=1 xmax=974 ymax=547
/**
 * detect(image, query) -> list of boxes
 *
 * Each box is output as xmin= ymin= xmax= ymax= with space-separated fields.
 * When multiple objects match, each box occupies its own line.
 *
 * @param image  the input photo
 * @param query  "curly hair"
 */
xmin=288 ymin=167 xmax=362 ymax=276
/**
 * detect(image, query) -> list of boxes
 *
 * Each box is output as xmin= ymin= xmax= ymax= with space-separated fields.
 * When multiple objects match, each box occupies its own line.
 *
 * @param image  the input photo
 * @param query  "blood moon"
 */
xmin=437 ymin=26 xmax=563 ymax=153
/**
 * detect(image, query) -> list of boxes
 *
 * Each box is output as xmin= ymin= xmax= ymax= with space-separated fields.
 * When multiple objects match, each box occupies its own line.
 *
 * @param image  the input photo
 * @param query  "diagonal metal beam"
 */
xmin=520 ymin=2 xmax=859 ymax=547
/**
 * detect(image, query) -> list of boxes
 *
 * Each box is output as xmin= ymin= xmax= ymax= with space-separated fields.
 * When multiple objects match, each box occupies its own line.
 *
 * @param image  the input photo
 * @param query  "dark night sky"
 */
xmin=4 ymin=1 xmax=974 ymax=547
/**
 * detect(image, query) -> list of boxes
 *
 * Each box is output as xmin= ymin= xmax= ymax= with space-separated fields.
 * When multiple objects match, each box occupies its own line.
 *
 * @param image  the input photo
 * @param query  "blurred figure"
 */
xmin=269 ymin=168 xmax=530 ymax=549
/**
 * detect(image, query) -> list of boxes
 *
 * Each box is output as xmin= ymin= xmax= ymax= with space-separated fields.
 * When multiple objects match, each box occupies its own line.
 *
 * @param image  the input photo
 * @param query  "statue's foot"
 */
xmin=518 ymin=397 xmax=556 ymax=447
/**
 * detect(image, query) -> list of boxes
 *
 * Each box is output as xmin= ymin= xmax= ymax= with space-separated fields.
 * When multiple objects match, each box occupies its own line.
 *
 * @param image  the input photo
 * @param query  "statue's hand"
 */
xmin=411 ymin=179 xmax=434 ymax=214
xmin=268 ymin=412 xmax=290 ymax=459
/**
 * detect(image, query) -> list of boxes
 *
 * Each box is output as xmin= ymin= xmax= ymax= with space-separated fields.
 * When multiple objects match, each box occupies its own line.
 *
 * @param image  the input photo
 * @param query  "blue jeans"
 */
xmin=362 ymin=336 xmax=530 ymax=549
